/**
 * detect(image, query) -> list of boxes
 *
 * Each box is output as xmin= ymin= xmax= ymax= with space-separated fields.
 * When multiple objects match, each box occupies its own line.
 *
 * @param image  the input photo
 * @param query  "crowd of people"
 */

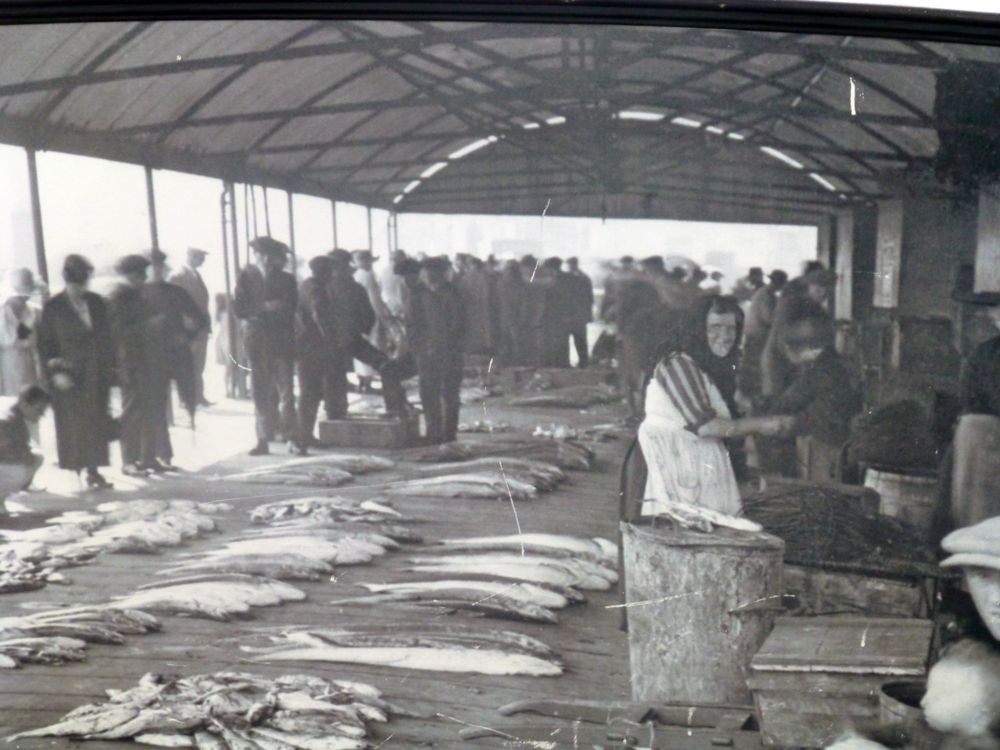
xmin=0 ymin=241 xmax=601 ymax=501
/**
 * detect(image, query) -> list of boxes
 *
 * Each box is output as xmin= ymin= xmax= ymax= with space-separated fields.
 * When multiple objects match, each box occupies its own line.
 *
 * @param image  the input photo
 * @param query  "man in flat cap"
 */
xmin=233 ymin=236 xmax=301 ymax=455
xmin=351 ymin=249 xmax=389 ymax=395
xmin=169 ymin=248 xmax=213 ymax=407
xmin=109 ymin=253 xmax=158 ymax=475
xmin=145 ymin=249 xmax=209 ymax=466
xmin=408 ymin=256 xmax=465 ymax=444
xmin=941 ymin=517 xmax=1000 ymax=643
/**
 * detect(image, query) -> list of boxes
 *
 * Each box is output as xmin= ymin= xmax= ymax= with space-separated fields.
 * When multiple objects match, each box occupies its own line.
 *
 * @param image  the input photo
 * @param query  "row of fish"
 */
xmin=331 ymin=533 xmax=617 ymax=624
xmin=222 ymin=455 xmax=396 ymax=487
xmin=374 ymin=473 xmax=538 ymax=501
xmin=10 ymin=670 xmax=388 ymax=749
xmin=245 ymin=626 xmax=563 ymax=677
xmin=0 ymin=606 xmax=160 ymax=668
xmin=397 ymin=435 xmax=594 ymax=471
xmin=0 ymin=499 xmax=223 ymax=594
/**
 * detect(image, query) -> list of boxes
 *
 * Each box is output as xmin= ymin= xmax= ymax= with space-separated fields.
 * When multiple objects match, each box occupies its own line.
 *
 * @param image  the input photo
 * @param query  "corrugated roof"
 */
xmin=0 ymin=19 xmax=996 ymax=222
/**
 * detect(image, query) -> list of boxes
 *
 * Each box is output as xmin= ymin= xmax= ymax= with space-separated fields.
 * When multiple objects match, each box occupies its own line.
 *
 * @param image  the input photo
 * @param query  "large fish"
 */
xmin=247 ymin=628 xmax=562 ymax=676
xmin=190 ymin=534 xmax=390 ymax=566
xmin=158 ymin=553 xmax=333 ymax=581
xmin=404 ymin=552 xmax=616 ymax=590
xmin=397 ymin=436 xmax=594 ymax=471
xmin=250 ymin=496 xmax=402 ymax=525
xmin=434 ymin=533 xmax=616 ymax=562
xmin=375 ymin=474 xmax=538 ymax=501
xmin=358 ymin=579 xmax=574 ymax=609
xmin=237 ymin=454 xmax=395 ymax=476
xmin=112 ymin=578 xmax=306 ymax=621
xmin=414 ymin=458 xmax=567 ymax=491
xmin=331 ymin=586 xmax=559 ymax=624
xmin=223 ymin=466 xmax=354 ymax=487
xmin=508 ymin=384 xmax=621 ymax=408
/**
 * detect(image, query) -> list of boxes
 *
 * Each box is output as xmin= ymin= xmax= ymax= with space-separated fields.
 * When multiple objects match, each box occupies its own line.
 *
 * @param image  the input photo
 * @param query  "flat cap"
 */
xmin=116 ymin=254 xmax=151 ymax=275
xmin=941 ymin=517 xmax=1000 ymax=571
xmin=149 ymin=248 xmax=168 ymax=265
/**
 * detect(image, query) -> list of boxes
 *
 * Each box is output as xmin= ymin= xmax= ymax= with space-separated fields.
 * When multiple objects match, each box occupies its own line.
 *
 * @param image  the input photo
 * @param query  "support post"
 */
xmin=874 ymin=198 xmax=903 ymax=310
xmin=975 ymin=183 xmax=1000 ymax=293
xmin=287 ymin=191 xmax=297 ymax=279
xmin=25 ymin=148 xmax=48 ymax=284
xmin=144 ymin=165 xmax=159 ymax=251
xmin=816 ymin=214 xmax=833 ymax=269
xmin=393 ymin=212 xmax=400 ymax=251
xmin=834 ymin=209 xmax=854 ymax=321
xmin=331 ymin=200 xmax=339 ymax=248
xmin=263 ymin=187 xmax=272 ymax=235
xmin=229 ymin=182 xmax=242 ymax=274
xmin=367 ymin=206 xmax=373 ymax=251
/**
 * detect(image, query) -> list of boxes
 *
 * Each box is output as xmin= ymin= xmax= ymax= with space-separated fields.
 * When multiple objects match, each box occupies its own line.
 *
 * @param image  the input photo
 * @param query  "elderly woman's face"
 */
xmin=966 ymin=566 xmax=1000 ymax=641
xmin=706 ymin=311 xmax=738 ymax=357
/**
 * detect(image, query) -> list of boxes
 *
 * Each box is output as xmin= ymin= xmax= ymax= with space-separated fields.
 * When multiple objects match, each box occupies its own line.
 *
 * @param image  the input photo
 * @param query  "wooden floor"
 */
xmin=1 ymin=395 xmax=633 ymax=749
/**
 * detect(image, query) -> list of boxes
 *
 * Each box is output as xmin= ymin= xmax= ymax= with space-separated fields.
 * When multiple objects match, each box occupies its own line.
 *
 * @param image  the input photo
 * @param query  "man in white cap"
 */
xmin=941 ymin=516 xmax=1000 ymax=643
xmin=169 ymin=248 xmax=213 ymax=406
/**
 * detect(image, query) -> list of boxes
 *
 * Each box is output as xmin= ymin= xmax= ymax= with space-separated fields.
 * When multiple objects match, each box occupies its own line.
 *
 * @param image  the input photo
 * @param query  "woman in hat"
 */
xmin=36 ymin=254 xmax=116 ymax=489
xmin=0 ymin=268 xmax=41 ymax=396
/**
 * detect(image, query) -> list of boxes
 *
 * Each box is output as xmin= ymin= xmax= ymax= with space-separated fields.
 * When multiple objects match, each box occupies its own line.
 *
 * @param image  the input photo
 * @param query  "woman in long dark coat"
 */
xmin=36 ymin=255 xmax=116 ymax=489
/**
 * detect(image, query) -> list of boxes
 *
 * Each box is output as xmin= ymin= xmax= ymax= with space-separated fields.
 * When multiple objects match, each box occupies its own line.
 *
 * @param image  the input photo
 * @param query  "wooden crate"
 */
xmin=749 ymin=617 xmax=932 ymax=748
xmin=317 ymin=414 xmax=417 ymax=449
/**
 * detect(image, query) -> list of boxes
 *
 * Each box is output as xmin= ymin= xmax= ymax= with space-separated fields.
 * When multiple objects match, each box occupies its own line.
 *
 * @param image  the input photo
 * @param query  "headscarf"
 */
xmin=654 ymin=294 xmax=744 ymax=415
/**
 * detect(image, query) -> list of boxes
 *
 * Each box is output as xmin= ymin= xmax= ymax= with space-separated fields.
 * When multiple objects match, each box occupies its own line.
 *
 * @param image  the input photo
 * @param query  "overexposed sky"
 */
xmin=1 ymin=144 xmax=818 ymax=298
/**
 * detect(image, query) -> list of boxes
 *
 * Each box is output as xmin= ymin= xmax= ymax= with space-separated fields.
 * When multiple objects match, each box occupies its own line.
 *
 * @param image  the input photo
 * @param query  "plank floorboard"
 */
xmin=2 ymin=397 xmax=632 ymax=749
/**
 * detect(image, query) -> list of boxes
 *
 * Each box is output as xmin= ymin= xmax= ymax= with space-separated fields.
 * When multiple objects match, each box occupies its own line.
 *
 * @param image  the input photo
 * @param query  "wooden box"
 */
xmin=317 ymin=415 xmax=417 ymax=449
xmin=748 ymin=617 xmax=932 ymax=748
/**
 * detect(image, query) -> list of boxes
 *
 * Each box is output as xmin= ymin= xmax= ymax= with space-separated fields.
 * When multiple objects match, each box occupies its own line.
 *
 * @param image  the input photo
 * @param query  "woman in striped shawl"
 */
xmin=638 ymin=295 xmax=792 ymax=518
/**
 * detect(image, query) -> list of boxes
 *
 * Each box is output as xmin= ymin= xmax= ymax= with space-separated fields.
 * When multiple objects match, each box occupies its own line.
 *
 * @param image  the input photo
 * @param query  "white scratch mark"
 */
xmin=372 ymin=734 xmax=395 ymax=748
xmin=605 ymin=590 xmax=701 ymax=609
xmin=850 ymin=77 xmax=857 ymax=116
xmin=860 ymin=625 xmax=870 ymax=648
xmin=228 ymin=353 xmax=252 ymax=371
xmin=496 ymin=458 xmax=525 ymax=555
xmin=487 ymin=357 xmax=494 ymax=374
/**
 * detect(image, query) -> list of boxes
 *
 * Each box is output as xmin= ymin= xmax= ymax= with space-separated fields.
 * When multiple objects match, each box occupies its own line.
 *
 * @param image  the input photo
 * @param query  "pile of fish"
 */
xmin=413 ymin=457 xmax=567 ymax=492
xmin=397 ymin=435 xmax=594 ymax=471
xmin=9 ymin=670 xmax=388 ymax=749
xmin=246 ymin=496 xmax=421 ymax=544
xmin=158 ymin=528 xmax=399 ymax=581
xmin=0 ymin=500 xmax=222 ymax=593
xmin=222 ymin=454 xmax=395 ymax=487
xmin=373 ymin=473 xmax=538 ymax=501
xmin=508 ymin=384 xmax=621 ymax=409
xmin=245 ymin=626 xmax=563 ymax=676
xmin=112 ymin=574 xmax=307 ymax=621
xmin=0 ymin=607 xmax=160 ymax=668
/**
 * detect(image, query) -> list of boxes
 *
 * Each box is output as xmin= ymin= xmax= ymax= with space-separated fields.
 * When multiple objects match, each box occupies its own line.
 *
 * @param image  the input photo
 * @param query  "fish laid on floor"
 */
xmin=232 ymin=454 xmax=395 ymax=478
xmin=222 ymin=466 xmax=354 ymax=487
xmin=356 ymin=579 xmax=576 ymax=609
xmin=330 ymin=585 xmax=560 ymax=624
xmin=413 ymin=457 xmax=567 ymax=492
xmin=404 ymin=551 xmax=617 ymax=590
xmin=8 ymin=670 xmax=386 ymax=749
xmin=396 ymin=436 xmax=594 ymax=471
xmin=1 ymin=500 xmax=221 ymax=594
xmin=249 ymin=496 xmax=403 ymax=525
xmin=112 ymin=576 xmax=305 ymax=621
xmin=0 ymin=606 xmax=159 ymax=667
xmin=433 ymin=533 xmax=617 ymax=563
xmin=373 ymin=473 xmax=537 ymax=501
xmin=508 ymin=384 xmax=621 ymax=408
xmin=157 ymin=553 xmax=334 ymax=581
xmin=245 ymin=626 xmax=563 ymax=676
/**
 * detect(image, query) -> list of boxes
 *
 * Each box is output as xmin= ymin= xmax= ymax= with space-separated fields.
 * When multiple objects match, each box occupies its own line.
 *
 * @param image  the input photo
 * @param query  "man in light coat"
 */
xmin=169 ymin=248 xmax=212 ymax=406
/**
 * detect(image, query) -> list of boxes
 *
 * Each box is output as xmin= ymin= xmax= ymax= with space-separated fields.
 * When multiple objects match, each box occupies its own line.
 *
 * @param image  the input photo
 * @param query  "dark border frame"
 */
xmin=1 ymin=1 xmax=1000 ymax=45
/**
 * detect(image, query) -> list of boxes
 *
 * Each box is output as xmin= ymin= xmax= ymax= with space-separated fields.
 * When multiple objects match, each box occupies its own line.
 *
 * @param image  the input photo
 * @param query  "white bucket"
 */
xmin=864 ymin=469 xmax=938 ymax=535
